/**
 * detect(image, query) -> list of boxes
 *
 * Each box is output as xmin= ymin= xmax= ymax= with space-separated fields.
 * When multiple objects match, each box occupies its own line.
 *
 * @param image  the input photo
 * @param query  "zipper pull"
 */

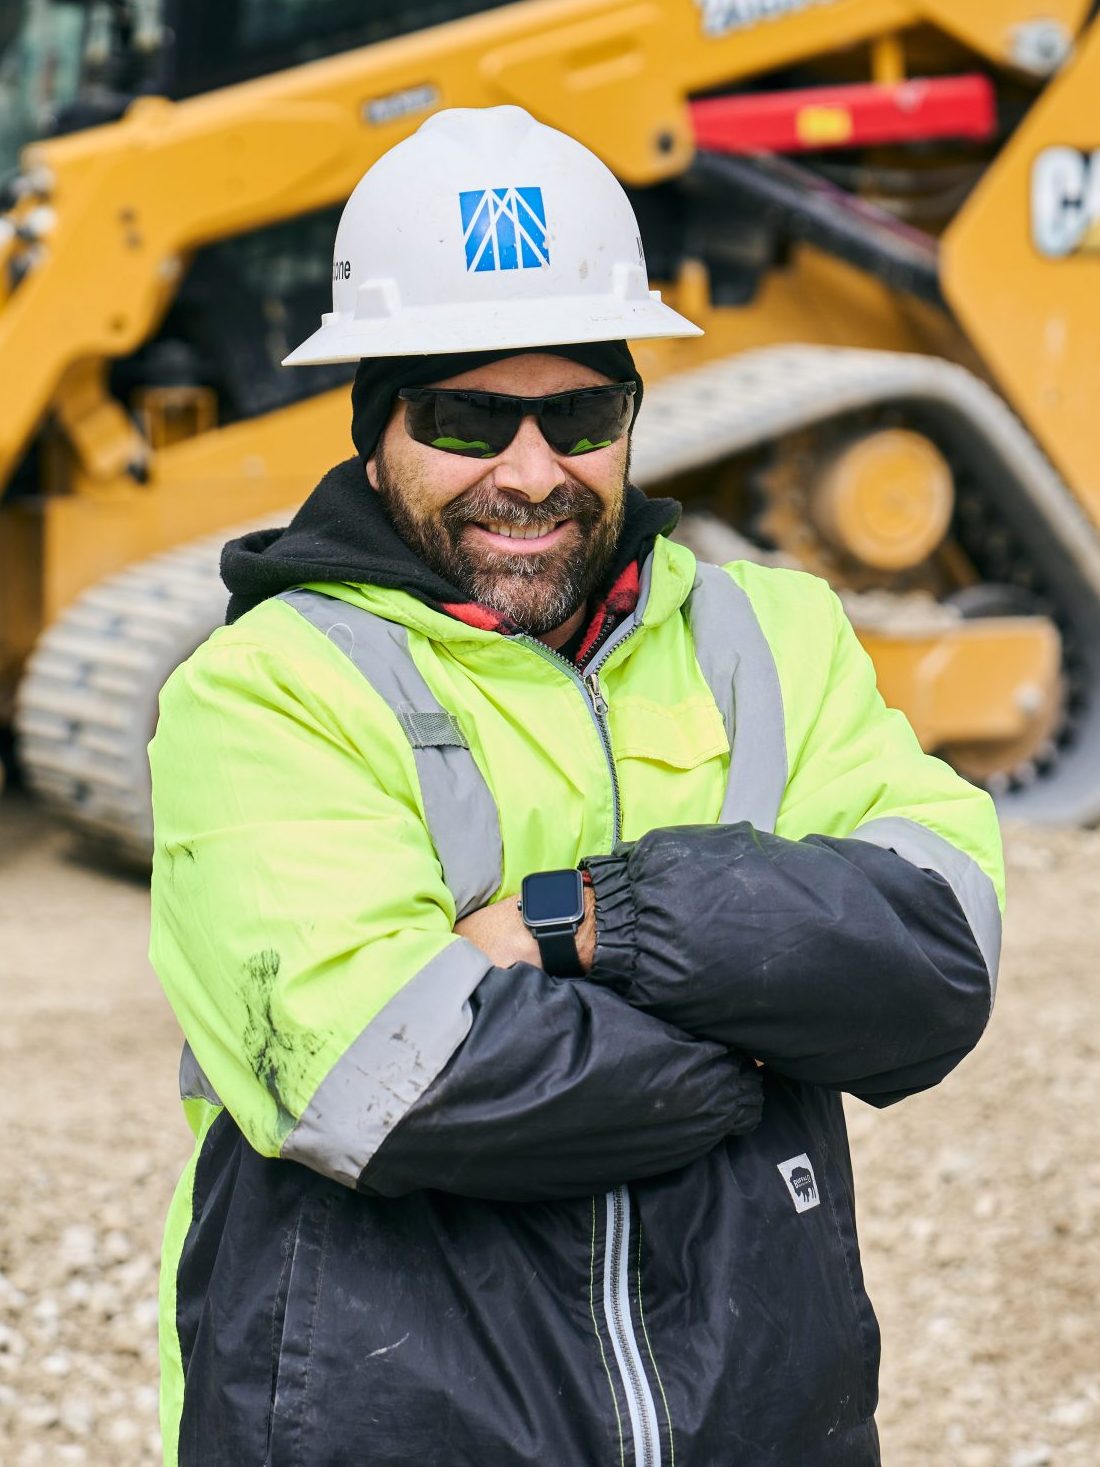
xmin=584 ymin=670 xmax=609 ymax=717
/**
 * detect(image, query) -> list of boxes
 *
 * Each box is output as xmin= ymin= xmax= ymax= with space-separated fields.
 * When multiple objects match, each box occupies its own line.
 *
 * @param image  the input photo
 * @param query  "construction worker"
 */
xmin=149 ymin=106 xmax=1003 ymax=1466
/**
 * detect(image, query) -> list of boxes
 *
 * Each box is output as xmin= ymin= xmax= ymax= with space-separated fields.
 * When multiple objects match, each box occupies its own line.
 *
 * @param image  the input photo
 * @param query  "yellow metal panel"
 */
xmin=942 ymin=17 xmax=1100 ymax=514
xmin=53 ymin=360 xmax=147 ymax=480
xmin=858 ymin=616 xmax=1062 ymax=750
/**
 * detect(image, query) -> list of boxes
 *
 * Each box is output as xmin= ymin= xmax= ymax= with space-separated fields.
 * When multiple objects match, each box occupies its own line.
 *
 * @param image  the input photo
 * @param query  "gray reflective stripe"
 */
xmin=854 ymin=816 xmax=1002 ymax=995
xmin=179 ymin=1041 xmax=222 ymax=1106
xmin=687 ymin=562 xmax=787 ymax=833
xmin=280 ymin=939 xmax=492 ymax=1185
xmin=281 ymin=588 xmax=502 ymax=919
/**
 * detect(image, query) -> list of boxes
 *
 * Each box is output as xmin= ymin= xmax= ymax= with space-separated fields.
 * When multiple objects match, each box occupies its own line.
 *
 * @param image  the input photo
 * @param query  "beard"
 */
xmin=373 ymin=448 xmax=629 ymax=636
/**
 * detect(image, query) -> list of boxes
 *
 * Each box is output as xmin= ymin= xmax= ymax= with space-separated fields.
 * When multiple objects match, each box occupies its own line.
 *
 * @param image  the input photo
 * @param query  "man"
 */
xmin=149 ymin=106 xmax=1003 ymax=1466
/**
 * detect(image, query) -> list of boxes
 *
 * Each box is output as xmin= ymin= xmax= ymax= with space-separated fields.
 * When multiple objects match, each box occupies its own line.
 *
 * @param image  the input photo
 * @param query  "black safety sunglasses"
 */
xmin=397 ymin=382 xmax=637 ymax=459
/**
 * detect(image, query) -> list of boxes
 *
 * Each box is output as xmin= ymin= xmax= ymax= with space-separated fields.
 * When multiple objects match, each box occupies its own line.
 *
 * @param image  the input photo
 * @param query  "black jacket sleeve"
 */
xmin=360 ymin=961 xmax=763 ymax=1202
xmin=582 ymin=822 xmax=993 ymax=1106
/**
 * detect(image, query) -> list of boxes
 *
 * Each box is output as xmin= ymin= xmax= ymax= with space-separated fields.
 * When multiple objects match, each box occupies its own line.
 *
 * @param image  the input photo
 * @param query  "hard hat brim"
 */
xmin=282 ymin=294 xmax=702 ymax=366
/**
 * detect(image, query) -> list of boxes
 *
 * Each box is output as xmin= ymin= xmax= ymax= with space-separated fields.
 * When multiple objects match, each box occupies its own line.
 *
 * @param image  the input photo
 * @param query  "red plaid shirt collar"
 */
xmin=441 ymin=561 xmax=641 ymax=669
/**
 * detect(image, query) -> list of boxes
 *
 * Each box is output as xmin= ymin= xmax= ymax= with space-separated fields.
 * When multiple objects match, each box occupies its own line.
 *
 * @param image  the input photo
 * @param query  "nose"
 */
xmin=488 ymin=414 xmax=562 ymax=503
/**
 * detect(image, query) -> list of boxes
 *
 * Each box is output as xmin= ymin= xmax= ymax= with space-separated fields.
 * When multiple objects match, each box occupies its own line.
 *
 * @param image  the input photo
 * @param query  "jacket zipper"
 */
xmin=518 ymin=626 xmax=637 ymax=847
xmin=582 ymin=668 xmax=621 ymax=843
xmin=517 ymin=626 xmax=661 ymax=1467
xmin=604 ymin=1185 xmax=662 ymax=1467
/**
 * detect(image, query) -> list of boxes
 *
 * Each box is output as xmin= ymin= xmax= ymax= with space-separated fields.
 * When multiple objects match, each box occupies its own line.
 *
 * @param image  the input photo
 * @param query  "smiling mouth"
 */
xmin=466 ymin=519 xmax=572 ymax=552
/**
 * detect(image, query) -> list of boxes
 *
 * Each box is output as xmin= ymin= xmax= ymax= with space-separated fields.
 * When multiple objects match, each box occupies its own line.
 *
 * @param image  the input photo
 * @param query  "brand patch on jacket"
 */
xmin=777 ymin=1153 xmax=820 ymax=1212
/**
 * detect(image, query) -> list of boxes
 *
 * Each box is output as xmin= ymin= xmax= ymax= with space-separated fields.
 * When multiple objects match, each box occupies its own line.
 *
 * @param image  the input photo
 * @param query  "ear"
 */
xmin=365 ymin=402 xmax=403 ymax=490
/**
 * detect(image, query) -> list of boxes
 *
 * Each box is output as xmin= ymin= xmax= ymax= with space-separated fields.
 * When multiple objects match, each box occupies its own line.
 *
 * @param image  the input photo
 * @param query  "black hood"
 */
xmin=221 ymin=457 xmax=680 ymax=625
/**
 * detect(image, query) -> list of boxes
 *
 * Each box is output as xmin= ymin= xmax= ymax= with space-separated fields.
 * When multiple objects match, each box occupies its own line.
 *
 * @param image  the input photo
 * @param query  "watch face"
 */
xmin=521 ymin=869 xmax=584 ymax=925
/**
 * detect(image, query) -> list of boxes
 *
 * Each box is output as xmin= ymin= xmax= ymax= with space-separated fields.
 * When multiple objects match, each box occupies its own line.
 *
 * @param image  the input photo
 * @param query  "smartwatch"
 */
xmin=518 ymin=869 xmax=586 ymax=976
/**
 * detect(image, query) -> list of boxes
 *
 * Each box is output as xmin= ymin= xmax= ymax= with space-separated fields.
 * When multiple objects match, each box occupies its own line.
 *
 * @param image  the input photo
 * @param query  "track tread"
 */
xmin=14 ymin=516 xmax=288 ymax=864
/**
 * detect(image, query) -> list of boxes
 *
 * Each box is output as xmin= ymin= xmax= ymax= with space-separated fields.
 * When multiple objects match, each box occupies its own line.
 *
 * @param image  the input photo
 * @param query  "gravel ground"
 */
xmin=1 ymin=794 xmax=1098 ymax=1466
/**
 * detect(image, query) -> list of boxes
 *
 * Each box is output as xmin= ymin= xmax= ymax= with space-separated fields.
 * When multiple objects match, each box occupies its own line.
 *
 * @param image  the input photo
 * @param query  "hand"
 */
xmin=455 ymin=888 xmax=596 ymax=973
xmin=455 ymin=896 xmax=540 ymax=969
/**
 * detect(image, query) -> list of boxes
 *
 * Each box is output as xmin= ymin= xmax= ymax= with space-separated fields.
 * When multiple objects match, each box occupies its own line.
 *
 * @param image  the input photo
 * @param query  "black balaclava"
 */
xmin=350 ymin=341 xmax=643 ymax=462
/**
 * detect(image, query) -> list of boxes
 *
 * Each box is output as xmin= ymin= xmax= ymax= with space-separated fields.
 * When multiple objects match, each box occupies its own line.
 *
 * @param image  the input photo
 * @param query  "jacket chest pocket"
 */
xmin=609 ymin=694 xmax=730 ymax=841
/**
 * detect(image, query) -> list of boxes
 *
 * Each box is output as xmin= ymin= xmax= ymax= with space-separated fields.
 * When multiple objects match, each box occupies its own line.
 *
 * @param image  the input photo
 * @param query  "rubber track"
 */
xmin=14 ymin=520 xmax=285 ymax=864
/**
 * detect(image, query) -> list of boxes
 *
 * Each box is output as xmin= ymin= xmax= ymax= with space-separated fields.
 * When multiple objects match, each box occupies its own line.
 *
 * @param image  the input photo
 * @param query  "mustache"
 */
xmin=442 ymin=482 xmax=604 ymax=533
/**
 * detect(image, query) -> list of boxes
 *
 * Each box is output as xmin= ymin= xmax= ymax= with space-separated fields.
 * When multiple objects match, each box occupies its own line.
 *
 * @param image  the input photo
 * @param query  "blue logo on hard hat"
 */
xmin=459 ymin=187 xmax=549 ymax=273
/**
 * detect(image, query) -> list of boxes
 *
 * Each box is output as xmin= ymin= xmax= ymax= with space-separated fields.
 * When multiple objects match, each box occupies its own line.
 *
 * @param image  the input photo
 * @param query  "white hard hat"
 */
xmin=283 ymin=105 xmax=702 ymax=365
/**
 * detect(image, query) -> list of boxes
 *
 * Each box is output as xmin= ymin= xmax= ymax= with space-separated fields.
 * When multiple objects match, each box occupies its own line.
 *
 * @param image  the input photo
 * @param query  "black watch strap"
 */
xmin=535 ymin=926 xmax=584 ymax=977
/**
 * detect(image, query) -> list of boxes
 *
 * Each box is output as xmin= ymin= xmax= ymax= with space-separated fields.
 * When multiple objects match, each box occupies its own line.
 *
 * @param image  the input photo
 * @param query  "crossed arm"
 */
xmin=384 ymin=805 xmax=994 ymax=1207
xmin=456 ymin=813 xmax=995 ymax=1109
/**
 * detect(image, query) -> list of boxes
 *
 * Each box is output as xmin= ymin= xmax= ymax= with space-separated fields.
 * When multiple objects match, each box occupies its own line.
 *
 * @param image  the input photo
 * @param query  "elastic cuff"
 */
xmin=582 ymin=853 xmax=638 ymax=988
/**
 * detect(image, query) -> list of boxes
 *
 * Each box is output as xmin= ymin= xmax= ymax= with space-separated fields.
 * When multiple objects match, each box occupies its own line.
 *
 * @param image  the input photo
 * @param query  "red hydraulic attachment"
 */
xmin=690 ymin=75 xmax=996 ymax=153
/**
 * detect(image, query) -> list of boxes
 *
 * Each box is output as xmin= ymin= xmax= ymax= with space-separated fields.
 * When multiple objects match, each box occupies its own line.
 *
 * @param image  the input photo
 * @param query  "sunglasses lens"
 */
xmin=402 ymin=384 xmax=635 ymax=458
xmin=403 ymin=393 xmax=521 ymax=458
xmin=541 ymin=387 xmax=635 ymax=456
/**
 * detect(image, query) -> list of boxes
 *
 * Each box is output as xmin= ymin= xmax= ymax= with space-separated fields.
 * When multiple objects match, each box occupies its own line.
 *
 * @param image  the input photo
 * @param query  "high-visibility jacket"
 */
xmin=149 ymin=535 xmax=1003 ymax=1467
